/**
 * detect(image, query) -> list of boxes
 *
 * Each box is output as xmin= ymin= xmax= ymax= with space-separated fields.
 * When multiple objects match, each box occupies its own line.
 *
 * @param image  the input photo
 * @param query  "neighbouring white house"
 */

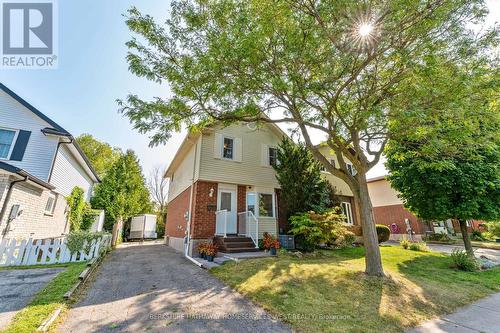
xmin=164 ymin=122 xmax=358 ymax=256
xmin=0 ymin=83 xmax=100 ymax=240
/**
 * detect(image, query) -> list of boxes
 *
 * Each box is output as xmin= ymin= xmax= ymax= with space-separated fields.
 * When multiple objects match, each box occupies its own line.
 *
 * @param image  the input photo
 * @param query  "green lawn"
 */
xmin=1 ymin=262 xmax=87 ymax=333
xmin=211 ymin=246 xmax=500 ymax=333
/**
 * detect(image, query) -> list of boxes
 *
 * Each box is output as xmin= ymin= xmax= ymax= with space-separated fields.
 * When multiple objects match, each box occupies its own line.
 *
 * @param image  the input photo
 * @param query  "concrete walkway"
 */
xmin=408 ymin=293 xmax=500 ymax=333
xmin=58 ymin=243 xmax=291 ymax=333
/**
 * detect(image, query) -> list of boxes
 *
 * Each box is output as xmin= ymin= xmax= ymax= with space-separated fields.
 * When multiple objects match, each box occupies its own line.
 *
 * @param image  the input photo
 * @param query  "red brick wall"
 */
xmin=190 ymin=181 xmax=218 ymax=239
xmin=372 ymin=204 xmax=428 ymax=234
xmin=237 ymin=185 xmax=246 ymax=213
xmin=166 ymin=186 xmax=191 ymax=238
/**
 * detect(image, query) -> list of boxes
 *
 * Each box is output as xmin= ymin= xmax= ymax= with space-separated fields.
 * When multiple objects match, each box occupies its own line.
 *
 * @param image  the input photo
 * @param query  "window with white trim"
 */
xmin=45 ymin=192 xmax=57 ymax=215
xmin=259 ymin=193 xmax=274 ymax=217
xmin=0 ymin=128 xmax=16 ymax=159
xmin=346 ymin=163 xmax=357 ymax=176
xmin=222 ymin=137 xmax=234 ymax=159
xmin=268 ymin=147 xmax=277 ymax=166
xmin=341 ymin=202 xmax=353 ymax=225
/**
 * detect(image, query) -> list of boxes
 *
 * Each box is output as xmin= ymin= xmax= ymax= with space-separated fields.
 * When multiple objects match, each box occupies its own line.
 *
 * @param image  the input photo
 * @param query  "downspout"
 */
xmin=0 ymin=176 xmax=29 ymax=236
xmin=185 ymin=140 xmax=202 ymax=267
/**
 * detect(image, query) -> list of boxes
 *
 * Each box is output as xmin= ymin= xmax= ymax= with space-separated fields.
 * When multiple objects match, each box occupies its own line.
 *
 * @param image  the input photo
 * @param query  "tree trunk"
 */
xmin=111 ymin=217 xmax=123 ymax=248
xmin=355 ymin=174 xmax=385 ymax=277
xmin=458 ymin=219 xmax=474 ymax=256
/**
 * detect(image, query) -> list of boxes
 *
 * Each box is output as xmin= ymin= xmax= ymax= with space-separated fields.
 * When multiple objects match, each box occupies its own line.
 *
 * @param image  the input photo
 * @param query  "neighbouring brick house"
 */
xmin=164 ymin=122 xmax=358 ymax=255
xmin=367 ymin=176 xmax=483 ymax=239
xmin=0 ymin=83 xmax=100 ymax=240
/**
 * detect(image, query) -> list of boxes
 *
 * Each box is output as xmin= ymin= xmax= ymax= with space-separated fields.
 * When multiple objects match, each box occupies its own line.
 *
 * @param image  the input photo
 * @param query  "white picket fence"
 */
xmin=0 ymin=235 xmax=111 ymax=267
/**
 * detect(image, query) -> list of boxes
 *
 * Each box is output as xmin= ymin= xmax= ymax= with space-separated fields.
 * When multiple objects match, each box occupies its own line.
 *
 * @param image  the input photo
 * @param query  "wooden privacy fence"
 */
xmin=0 ymin=235 xmax=111 ymax=267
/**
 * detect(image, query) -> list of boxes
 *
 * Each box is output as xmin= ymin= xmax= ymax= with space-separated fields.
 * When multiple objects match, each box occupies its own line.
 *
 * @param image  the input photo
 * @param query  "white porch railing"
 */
xmin=237 ymin=211 xmax=259 ymax=248
xmin=0 ymin=235 xmax=111 ymax=267
xmin=215 ymin=210 xmax=228 ymax=237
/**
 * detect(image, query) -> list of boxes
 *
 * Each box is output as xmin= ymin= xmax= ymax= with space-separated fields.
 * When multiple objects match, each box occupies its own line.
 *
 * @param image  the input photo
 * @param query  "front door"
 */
xmin=218 ymin=189 xmax=237 ymax=234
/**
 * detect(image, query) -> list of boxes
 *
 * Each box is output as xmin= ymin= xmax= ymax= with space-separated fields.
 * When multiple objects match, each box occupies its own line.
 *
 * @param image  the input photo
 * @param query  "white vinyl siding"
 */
xmin=0 ymin=90 xmax=59 ymax=180
xmin=50 ymin=145 xmax=93 ymax=200
xmin=168 ymin=140 xmax=198 ymax=202
xmin=199 ymin=123 xmax=282 ymax=188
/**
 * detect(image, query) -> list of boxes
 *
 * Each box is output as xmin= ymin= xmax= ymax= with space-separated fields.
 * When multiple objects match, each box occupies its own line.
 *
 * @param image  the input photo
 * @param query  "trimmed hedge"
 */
xmin=376 ymin=224 xmax=391 ymax=243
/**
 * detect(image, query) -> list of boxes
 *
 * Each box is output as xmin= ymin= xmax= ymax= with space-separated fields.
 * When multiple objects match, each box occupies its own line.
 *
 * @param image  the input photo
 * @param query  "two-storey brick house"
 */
xmin=165 ymin=122 xmax=358 ymax=255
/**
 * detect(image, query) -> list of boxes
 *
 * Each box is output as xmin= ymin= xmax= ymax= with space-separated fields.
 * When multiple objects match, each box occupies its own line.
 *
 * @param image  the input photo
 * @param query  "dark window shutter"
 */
xmin=10 ymin=130 xmax=31 ymax=161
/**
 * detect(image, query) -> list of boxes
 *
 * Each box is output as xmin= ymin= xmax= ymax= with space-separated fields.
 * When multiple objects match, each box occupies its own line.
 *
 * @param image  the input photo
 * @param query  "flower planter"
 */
xmin=270 ymin=248 xmax=277 ymax=255
xmin=206 ymin=255 xmax=214 ymax=262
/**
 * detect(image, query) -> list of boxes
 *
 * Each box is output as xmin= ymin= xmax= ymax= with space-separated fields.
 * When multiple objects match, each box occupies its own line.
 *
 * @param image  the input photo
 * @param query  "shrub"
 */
xmin=408 ymin=241 xmax=429 ymax=252
xmin=400 ymin=237 xmax=411 ymax=249
xmin=375 ymin=224 xmax=391 ymax=243
xmin=67 ymin=230 xmax=108 ymax=254
xmin=289 ymin=208 xmax=354 ymax=251
xmin=424 ymin=232 xmax=452 ymax=242
xmin=485 ymin=221 xmax=500 ymax=238
xmin=451 ymin=249 xmax=479 ymax=271
xmin=471 ymin=229 xmax=484 ymax=241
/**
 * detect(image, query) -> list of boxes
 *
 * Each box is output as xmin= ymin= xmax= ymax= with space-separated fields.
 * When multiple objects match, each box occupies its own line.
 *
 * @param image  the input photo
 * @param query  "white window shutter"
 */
xmin=234 ymin=137 xmax=242 ymax=162
xmin=261 ymin=144 xmax=268 ymax=166
xmin=214 ymin=133 xmax=222 ymax=159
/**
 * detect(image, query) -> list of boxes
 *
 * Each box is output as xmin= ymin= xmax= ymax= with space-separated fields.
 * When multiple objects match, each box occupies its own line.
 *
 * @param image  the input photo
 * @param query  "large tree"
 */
xmin=119 ymin=0 xmax=496 ymax=276
xmin=76 ymin=134 xmax=122 ymax=178
xmin=386 ymin=62 xmax=500 ymax=256
xmin=91 ymin=150 xmax=153 ymax=231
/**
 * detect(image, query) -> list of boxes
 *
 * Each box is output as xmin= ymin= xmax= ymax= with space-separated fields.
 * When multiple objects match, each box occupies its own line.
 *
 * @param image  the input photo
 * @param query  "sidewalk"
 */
xmin=407 ymin=293 xmax=500 ymax=333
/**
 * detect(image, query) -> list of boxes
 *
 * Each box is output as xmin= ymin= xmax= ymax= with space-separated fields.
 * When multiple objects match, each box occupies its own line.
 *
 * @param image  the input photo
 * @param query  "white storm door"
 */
xmin=218 ymin=189 xmax=237 ymax=234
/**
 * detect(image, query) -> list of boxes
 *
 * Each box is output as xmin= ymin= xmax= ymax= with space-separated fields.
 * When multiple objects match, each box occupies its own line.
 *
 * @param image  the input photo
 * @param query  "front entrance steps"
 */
xmin=213 ymin=235 xmax=260 ymax=253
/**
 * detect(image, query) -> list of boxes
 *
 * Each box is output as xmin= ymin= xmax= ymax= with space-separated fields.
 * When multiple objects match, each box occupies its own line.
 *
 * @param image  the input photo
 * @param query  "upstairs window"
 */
xmin=0 ymin=128 xmax=16 ymax=159
xmin=346 ymin=163 xmax=357 ymax=176
xmin=223 ymin=137 xmax=234 ymax=159
xmin=268 ymin=147 xmax=277 ymax=167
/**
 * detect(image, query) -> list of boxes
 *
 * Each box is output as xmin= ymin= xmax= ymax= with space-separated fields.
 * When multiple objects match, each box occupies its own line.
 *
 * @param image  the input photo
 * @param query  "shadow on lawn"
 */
xmin=224 ymin=250 xmax=448 ymax=332
xmin=396 ymin=252 xmax=500 ymax=315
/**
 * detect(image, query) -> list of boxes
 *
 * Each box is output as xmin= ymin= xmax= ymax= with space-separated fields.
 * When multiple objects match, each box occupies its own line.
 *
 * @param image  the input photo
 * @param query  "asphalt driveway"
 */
xmin=0 ymin=267 xmax=64 ymax=329
xmin=58 ymin=242 xmax=291 ymax=333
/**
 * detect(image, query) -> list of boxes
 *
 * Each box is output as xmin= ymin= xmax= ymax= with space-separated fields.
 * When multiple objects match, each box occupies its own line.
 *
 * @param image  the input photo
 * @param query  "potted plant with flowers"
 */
xmin=205 ymin=243 xmax=218 ymax=262
xmin=197 ymin=242 xmax=207 ymax=259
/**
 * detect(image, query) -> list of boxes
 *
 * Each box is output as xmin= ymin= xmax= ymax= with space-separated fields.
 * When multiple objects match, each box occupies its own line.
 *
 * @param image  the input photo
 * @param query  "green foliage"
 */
xmin=451 ymin=249 xmax=479 ymax=272
xmin=91 ymin=150 xmax=153 ymax=230
xmin=386 ymin=62 xmax=500 ymax=224
xmin=408 ymin=242 xmax=429 ymax=252
xmin=289 ymin=209 xmax=354 ymax=251
xmin=399 ymin=237 xmax=410 ymax=250
xmin=66 ymin=230 xmax=108 ymax=254
xmin=273 ymin=138 xmax=333 ymax=222
xmin=76 ymin=134 xmax=122 ymax=178
xmin=424 ymin=233 xmax=454 ymax=243
xmin=67 ymin=187 xmax=87 ymax=231
xmin=486 ymin=222 xmax=500 ymax=238
xmin=375 ymin=224 xmax=391 ymax=243
xmin=471 ymin=229 xmax=484 ymax=241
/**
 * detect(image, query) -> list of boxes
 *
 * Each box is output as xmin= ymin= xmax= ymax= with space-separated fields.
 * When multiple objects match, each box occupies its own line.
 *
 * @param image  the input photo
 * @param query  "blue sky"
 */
xmin=2 ymin=0 xmax=498 ymax=180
